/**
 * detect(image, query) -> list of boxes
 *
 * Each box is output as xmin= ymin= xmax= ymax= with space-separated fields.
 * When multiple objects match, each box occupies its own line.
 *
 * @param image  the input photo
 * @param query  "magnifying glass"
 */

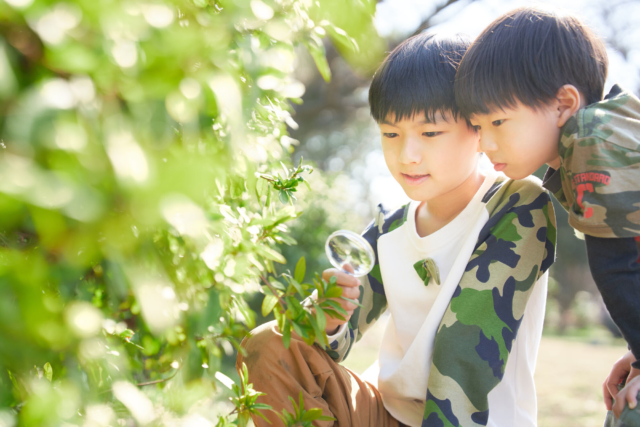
xmin=324 ymin=230 xmax=375 ymax=277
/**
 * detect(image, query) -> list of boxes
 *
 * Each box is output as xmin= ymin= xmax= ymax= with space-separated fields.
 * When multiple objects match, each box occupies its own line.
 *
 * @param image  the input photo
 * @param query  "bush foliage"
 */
xmin=0 ymin=0 xmax=381 ymax=425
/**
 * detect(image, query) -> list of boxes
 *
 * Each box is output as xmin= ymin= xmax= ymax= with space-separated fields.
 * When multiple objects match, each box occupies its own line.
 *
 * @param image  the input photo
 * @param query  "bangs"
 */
xmin=455 ymin=7 xmax=607 ymax=118
xmin=369 ymin=33 xmax=470 ymax=124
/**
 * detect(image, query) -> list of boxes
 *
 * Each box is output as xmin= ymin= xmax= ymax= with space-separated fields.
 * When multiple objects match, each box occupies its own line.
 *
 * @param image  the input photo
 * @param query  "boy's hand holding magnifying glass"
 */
xmin=321 ymin=230 xmax=374 ymax=335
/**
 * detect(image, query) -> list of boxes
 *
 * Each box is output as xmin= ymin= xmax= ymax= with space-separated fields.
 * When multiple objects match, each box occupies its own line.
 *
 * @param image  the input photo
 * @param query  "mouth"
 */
xmin=401 ymin=173 xmax=430 ymax=186
xmin=491 ymin=162 xmax=507 ymax=172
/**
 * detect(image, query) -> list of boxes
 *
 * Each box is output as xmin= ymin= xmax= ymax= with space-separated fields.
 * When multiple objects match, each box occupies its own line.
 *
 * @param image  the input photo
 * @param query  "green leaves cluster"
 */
xmin=0 ymin=0 xmax=379 ymax=425
xmin=261 ymin=256 xmax=358 ymax=349
xmin=277 ymin=392 xmax=336 ymax=426
xmin=256 ymin=158 xmax=313 ymax=205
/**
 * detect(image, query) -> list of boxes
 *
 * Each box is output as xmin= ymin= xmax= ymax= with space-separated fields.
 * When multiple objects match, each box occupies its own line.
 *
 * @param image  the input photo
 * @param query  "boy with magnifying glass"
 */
xmin=238 ymin=32 xmax=556 ymax=427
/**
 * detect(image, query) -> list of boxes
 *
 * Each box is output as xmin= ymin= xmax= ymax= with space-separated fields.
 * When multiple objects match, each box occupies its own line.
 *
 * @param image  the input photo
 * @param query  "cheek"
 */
xmin=381 ymin=144 xmax=400 ymax=172
xmin=433 ymin=138 xmax=476 ymax=174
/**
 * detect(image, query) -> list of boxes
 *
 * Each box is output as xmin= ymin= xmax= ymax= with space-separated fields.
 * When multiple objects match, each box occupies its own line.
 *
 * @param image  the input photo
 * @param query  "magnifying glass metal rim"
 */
xmin=324 ymin=229 xmax=375 ymax=277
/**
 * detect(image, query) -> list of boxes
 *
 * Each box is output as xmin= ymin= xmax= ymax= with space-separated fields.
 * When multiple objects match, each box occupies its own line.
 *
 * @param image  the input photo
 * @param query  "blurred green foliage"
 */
xmin=0 ymin=0 xmax=381 ymax=425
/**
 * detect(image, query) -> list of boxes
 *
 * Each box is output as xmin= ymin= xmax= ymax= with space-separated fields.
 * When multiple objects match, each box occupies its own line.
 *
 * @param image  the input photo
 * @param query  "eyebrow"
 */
xmin=380 ymin=119 xmax=436 ymax=126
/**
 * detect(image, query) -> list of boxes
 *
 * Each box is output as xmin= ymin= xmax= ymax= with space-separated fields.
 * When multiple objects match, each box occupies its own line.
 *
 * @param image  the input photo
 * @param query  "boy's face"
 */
xmin=469 ymin=102 xmax=561 ymax=179
xmin=379 ymin=110 xmax=480 ymax=202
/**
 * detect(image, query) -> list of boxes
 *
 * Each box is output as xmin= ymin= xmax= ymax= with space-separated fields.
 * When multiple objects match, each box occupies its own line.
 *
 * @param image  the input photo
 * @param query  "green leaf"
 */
xmin=324 ymin=300 xmax=348 ymax=315
xmin=251 ymin=403 xmax=273 ymax=410
xmin=43 ymin=362 xmax=53 ymax=382
xmin=301 ymin=407 xmax=323 ymax=422
xmin=291 ymin=321 xmax=307 ymax=339
xmin=326 ymin=24 xmax=359 ymax=53
xmin=261 ymin=294 xmax=278 ymax=317
xmin=288 ymin=277 xmax=304 ymax=296
xmin=339 ymin=296 xmax=363 ymax=308
xmin=266 ymin=185 xmax=272 ymax=208
xmin=270 ymin=279 xmax=286 ymax=292
xmin=119 ymin=329 xmax=135 ymax=340
xmin=324 ymin=286 xmax=342 ymax=299
xmin=304 ymin=40 xmax=331 ymax=82
xmin=315 ymin=305 xmax=327 ymax=331
xmin=282 ymin=321 xmax=291 ymax=349
xmin=257 ymin=245 xmax=287 ymax=264
xmin=252 ymin=409 xmax=272 ymax=424
xmin=294 ymin=257 xmax=306 ymax=283
xmin=322 ymin=309 xmax=346 ymax=322
xmin=308 ymin=314 xmax=327 ymax=347
xmin=279 ymin=190 xmax=289 ymax=204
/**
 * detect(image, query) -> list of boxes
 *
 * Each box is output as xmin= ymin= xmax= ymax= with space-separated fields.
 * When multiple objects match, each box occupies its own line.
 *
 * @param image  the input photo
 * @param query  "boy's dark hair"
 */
xmin=369 ymin=33 xmax=470 ymax=124
xmin=455 ymin=7 xmax=608 ymax=117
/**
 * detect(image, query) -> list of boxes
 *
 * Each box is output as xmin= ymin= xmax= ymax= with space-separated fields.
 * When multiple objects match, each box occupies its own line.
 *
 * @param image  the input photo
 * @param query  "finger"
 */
xmin=628 ymin=389 xmax=638 ymax=410
xmin=342 ymin=263 xmax=355 ymax=274
xmin=341 ymin=301 xmax=358 ymax=312
xmin=322 ymin=268 xmax=360 ymax=287
xmin=604 ymin=380 xmax=614 ymax=410
xmin=614 ymin=390 xmax=626 ymax=419
xmin=341 ymin=286 xmax=360 ymax=300
xmin=608 ymin=376 xmax=623 ymax=400
xmin=629 ymin=368 xmax=640 ymax=382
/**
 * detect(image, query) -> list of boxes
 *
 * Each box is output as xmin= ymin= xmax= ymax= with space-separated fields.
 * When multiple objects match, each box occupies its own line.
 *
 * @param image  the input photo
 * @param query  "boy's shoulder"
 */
xmin=363 ymin=203 xmax=410 ymax=242
xmin=480 ymin=174 xmax=550 ymax=219
xmin=367 ymin=174 xmax=549 ymax=239
xmin=560 ymin=85 xmax=640 ymax=160
xmin=555 ymin=86 xmax=640 ymax=238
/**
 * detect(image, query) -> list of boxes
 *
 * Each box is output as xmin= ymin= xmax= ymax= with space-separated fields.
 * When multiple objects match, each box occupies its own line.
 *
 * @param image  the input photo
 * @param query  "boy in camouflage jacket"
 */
xmin=455 ymin=6 xmax=640 ymax=424
xmin=239 ymin=33 xmax=556 ymax=427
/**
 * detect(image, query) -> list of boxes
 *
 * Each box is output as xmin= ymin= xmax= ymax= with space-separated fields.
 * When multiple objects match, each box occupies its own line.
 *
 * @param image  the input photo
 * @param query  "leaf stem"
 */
xmin=260 ymin=275 xmax=287 ymax=310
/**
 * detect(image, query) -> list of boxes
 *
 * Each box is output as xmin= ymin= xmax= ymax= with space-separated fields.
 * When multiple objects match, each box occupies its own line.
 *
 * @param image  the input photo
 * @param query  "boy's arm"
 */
xmin=424 ymin=178 xmax=557 ymax=426
xmin=324 ymin=272 xmax=386 ymax=362
xmin=585 ymin=235 xmax=640 ymax=369
xmin=324 ymin=213 xmax=390 ymax=362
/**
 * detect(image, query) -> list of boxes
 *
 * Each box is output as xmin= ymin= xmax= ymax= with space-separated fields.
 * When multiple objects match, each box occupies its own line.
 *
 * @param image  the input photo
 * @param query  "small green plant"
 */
xmin=231 ymin=363 xmax=273 ymax=426
xmin=279 ymin=392 xmax=336 ymax=426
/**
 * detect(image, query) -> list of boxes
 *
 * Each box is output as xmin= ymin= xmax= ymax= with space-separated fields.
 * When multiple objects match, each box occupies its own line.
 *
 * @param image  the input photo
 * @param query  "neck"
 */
xmin=415 ymin=168 xmax=485 ymax=237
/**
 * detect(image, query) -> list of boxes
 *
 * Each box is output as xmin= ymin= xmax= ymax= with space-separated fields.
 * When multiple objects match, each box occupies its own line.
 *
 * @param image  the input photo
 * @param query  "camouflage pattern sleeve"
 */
xmin=324 ymin=205 xmax=403 ymax=362
xmin=604 ymin=383 xmax=640 ymax=427
xmin=423 ymin=177 xmax=557 ymax=427
xmin=556 ymin=85 xmax=640 ymax=238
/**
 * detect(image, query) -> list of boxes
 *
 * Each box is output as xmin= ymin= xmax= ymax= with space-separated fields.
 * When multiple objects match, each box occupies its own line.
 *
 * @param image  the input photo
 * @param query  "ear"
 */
xmin=555 ymin=85 xmax=582 ymax=127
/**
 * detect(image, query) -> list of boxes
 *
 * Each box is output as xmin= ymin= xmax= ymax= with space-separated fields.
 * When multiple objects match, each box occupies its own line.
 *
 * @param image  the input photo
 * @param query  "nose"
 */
xmin=479 ymin=132 xmax=498 ymax=153
xmin=398 ymin=135 xmax=422 ymax=164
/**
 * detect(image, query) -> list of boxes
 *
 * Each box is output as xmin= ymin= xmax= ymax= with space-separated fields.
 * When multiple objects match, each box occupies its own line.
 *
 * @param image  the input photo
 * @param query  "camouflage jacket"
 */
xmin=326 ymin=176 xmax=557 ymax=426
xmin=542 ymin=85 xmax=640 ymax=238
xmin=604 ymin=403 xmax=640 ymax=427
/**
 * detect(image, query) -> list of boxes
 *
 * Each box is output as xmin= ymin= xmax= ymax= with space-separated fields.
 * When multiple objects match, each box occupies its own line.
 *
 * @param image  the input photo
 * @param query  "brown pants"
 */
xmin=236 ymin=321 xmax=403 ymax=427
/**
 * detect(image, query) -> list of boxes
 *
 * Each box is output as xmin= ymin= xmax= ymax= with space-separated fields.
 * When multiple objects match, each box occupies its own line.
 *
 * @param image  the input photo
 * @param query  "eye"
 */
xmin=472 ymin=125 xmax=481 ymax=132
xmin=383 ymin=132 xmax=398 ymax=138
xmin=492 ymin=119 xmax=505 ymax=126
xmin=422 ymin=132 xmax=441 ymax=137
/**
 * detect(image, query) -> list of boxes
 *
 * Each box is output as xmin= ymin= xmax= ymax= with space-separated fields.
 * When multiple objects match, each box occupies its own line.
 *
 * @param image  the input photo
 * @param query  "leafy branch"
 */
xmin=256 ymin=158 xmax=313 ymax=205
xmin=260 ymin=256 xmax=361 ymax=349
